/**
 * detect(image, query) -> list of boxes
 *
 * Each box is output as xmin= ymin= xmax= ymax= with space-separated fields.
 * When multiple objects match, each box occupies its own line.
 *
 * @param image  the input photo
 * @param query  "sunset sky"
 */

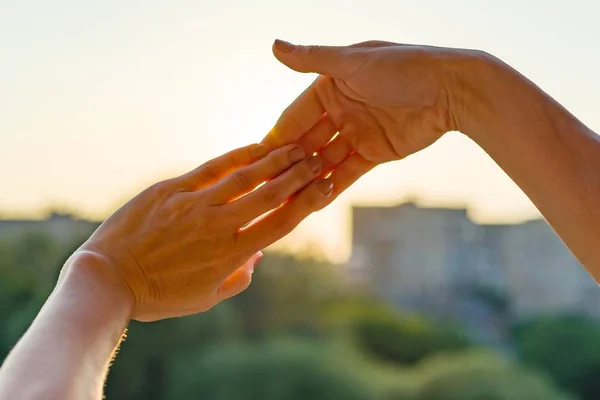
xmin=2 ymin=0 xmax=599 ymax=261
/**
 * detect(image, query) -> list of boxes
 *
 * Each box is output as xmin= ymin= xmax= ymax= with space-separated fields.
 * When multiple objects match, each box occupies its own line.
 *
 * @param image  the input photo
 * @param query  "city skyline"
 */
xmin=350 ymin=202 xmax=599 ymax=322
xmin=2 ymin=0 xmax=599 ymax=261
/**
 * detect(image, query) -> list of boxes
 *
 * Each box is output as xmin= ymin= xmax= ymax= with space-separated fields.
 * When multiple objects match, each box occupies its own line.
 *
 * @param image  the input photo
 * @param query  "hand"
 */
xmin=60 ymin=144 xmax=332 ymax=322
xmin=262 ymin=40 xmax=475 ymax=199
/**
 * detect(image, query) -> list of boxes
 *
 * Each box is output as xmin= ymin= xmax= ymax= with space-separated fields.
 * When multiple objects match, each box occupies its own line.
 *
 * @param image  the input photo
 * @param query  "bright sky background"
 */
xmin=1 ymin=0 xmax=599 ymax=261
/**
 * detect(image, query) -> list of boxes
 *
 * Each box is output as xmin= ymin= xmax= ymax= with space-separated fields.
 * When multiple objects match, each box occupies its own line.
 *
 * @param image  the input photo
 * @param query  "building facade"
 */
xmin=349 ymin=202 xmax=599 ymax=321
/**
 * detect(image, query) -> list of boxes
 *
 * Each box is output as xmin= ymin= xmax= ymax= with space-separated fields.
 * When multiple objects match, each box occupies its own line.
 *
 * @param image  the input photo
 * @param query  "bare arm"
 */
xmin=453 ymin=53 xmax=600 ymax=273
xmin=0 ymin=143 xmax=331 ymax=399
xmin=263 ymin=40 xmax=600 ymax=278
xmin=0 ymin=253 xmax=131 ymax=399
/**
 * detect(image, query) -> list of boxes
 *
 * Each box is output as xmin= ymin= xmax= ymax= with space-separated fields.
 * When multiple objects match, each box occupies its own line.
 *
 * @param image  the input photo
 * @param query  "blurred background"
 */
xmin=2 ymin=0 xmax=600 ymax=399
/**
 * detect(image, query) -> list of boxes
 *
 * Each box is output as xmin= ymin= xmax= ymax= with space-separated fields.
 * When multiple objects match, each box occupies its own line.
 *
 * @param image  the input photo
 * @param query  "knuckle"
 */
xmin=306 ymin=45 xmax=323 ymax=57
xmin=197 ymin=162 xmax=220 ymax=183
xmin=261 ymin=186 xmax=283 ymax=207
xmin=231 ymin=171 xmax=251 ymax=191
xmin=146 ymin=180 xmax=172 ymax=198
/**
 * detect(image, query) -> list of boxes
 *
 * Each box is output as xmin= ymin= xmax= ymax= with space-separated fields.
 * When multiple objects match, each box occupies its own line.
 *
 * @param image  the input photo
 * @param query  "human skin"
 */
xmin=264 ymin=39 xmax=600 ymax=278
xmin=2 ymin=38 xmax=600 ymax=400
xmin=0 ymin=143 xmax=334 ymax=399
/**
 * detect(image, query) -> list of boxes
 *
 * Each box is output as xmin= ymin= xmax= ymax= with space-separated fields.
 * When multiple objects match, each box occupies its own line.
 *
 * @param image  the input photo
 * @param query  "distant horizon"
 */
xmin=2 ymin=0 xmax=597 ymax=262
xmin=0 ymin=197 xmax=547 ymax=263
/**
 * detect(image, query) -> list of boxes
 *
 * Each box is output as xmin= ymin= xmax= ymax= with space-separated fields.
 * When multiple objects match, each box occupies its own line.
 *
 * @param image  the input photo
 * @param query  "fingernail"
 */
xmin=274 ymin=39 xmax=296 ymax=53
xmin=250 ymin=144 xmax=268 ymax=159
xmin=307 ymin=155 xmax=321 ymax=174
xmin=317 ymin=179 xmax=333 ymax=196
xmin=289 ymin=147 xmax=306 ymax=163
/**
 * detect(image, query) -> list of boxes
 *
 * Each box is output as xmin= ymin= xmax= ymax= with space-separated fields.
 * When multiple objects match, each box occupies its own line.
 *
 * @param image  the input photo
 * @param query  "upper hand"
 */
xmin=262 ymin=40 xmax=472 ymax=200
xmin=60 ymin=144 xmax=332 ymax=322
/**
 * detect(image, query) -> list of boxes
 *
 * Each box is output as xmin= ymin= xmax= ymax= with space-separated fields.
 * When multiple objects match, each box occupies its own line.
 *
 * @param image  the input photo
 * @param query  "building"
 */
xmin=349 ymin=202 xmax=600 ymax=322
xmin=0 ymin=212 xmax=99 ymax=245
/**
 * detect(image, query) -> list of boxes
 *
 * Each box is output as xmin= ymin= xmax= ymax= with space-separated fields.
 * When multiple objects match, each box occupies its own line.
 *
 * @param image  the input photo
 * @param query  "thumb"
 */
xmin=272 ymin=39 xmax=358 ymax=79
xmin=214 ymin=251 xmax=263 ymax=301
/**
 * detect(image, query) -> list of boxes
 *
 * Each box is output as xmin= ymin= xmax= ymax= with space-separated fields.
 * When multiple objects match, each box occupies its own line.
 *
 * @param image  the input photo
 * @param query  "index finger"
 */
xmin=261 ymin=76 xmax=326 ymax=149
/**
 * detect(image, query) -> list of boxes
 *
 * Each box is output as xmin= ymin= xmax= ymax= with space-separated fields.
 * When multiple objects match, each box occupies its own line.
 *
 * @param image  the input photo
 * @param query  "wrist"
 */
xmin=58 ymin=250 xmax=134 ymax=327
xmin=442 ymin=48 xmax=514 ymax=141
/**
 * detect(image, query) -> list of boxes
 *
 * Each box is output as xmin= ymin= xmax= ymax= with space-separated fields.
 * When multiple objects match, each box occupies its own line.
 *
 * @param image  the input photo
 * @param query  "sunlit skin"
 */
xmin=2 ymin=38 xmax=600 ymax=400
xmin=264 ymin=39 xmax=600 ymax=277
xmin=75 ymin=142 xmax=334 ymax=322
xmin=0 ymin=142 xmax=334 ymax=398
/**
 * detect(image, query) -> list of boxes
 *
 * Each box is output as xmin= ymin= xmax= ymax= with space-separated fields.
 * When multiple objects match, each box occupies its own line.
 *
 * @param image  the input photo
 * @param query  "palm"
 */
xmin=273 ymin=42 xmax=453 ymax=164
xmin=263 ymin=40 xmax=457 ymax=204
xmin=321 ymin=54 xmax=447 ymax=163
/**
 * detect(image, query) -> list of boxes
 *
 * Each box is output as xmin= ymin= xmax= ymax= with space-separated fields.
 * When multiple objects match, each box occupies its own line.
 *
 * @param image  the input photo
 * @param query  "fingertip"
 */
xmin=273 ymin=39 xmax=297 ymax=54
xmin=316 ymin=178 xmax=334 ymax=197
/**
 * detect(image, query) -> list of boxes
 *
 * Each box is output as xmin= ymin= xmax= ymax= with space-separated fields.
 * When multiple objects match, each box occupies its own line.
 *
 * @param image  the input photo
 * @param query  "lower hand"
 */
xmin=60 ymin=144 xmax=332 ymax=322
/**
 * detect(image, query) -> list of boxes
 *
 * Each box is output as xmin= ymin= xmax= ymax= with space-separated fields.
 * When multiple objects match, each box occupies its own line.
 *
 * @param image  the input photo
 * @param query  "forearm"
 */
xmin=0 ymin=252 xmax=132 ymax=400
xmin=453 ymin=52 xmax=600 ymax=275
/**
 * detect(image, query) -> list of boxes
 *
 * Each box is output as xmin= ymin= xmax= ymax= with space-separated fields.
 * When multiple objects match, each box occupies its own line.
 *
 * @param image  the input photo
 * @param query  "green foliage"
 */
xmin=230 ymin=251 xmax=342 ymax=337
xmin=514 ymin=315 xmax=600 ymax=399
xmin=415 ymin=350 xmax=575 ymax=400
xmin=0 ymin=231 xmax=83 ymax=358
xmin=166 ymin=340 xmax=376 ymax=400
xmin=0 ymin=230 xmax=594 ymax=400
xmin=328 ymin=302 xmax=470 ymax=366
xmin=105 ymin=303 xmax=241 ymax=399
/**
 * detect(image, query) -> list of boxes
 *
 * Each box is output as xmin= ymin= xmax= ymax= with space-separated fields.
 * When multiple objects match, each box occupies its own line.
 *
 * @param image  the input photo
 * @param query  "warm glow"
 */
xmin=1 ymin=0 xmax=599 ymax=262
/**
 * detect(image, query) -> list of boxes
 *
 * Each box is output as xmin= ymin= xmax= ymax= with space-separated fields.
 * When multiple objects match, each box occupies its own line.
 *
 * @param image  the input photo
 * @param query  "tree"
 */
xmin=0 ymin=232 xmax=69 ymax=358
xmin=327 ymin=302 xmax=470 ymax=366
xmin=165 ymin=340 xmax=376 ymax=400
xmin=105 ymin=302 xmax=241 ymax=400
xmin=416 ymin=350 xmax=575 ymax=400
xmin=513 ymin=315 xmax=600 ymax=399
xmin=230 ymin=251 xmax=344 ymax=337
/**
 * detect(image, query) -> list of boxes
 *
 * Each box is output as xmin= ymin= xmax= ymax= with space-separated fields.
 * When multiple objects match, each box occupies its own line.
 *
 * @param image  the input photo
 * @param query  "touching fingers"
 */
xmin=319 ymin=134 xmax=354 ymax=173
xmin=224 ymin=154 xmax=322 ymax=225
xmin=206 ymin=144 xmax=306 ymax=204
xmin=236 ymin=178 xmax=334 ymax=253
xmin=176 ymin=144 xmax=266 ymax=191
xmin=324 ymin=152 xmax=376 ymax=204
xmin=296 ymin=116 xmax=338 ymax=155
